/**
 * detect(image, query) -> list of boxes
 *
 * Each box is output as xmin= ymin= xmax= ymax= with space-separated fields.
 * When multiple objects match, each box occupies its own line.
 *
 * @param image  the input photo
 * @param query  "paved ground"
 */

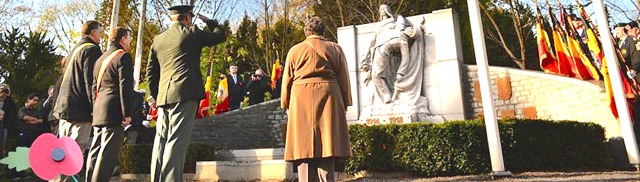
xmin=5 ymin=171 xmax=639 ymax=181
xmin=350 ymin=171 xmax=640 ymax=182
xmin=102 ymin=171 xmax=640 ymax=182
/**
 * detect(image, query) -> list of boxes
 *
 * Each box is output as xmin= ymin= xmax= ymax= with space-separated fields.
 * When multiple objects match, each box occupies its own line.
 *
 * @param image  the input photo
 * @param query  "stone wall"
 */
xmin=191 ymin=99 xmax=287 ymax=149
xmin=189 ymin=65 xmax=624 ymax=149
xmin=463 ymin=65 xmax=621 ymax=138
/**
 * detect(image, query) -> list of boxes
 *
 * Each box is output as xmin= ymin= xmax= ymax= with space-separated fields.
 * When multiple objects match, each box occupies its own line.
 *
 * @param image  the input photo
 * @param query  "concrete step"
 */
xmin=216 ymin=148 xmax=284 ymax=161
xmin=194 ymin=160 xmax=356 ymax=181
xmin=196 ymin=148 xmax=355 ymax=181
xmin=194 ymin=160 xmax=295 ymax=181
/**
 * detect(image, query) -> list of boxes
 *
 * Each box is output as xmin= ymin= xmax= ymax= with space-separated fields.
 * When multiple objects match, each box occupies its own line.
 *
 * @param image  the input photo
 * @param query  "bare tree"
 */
xmin=37 ymin=0 xmax=99 ymax=54
xmin=480 ymin=0 xmax=535 ymax=69
xmin=0 ymin=0 xmax=35 ymax=32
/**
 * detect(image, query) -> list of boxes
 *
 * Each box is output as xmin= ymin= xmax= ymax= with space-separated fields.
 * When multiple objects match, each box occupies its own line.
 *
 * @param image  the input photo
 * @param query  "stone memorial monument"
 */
xmin=338 ymin=5 xmax=467 ymax=124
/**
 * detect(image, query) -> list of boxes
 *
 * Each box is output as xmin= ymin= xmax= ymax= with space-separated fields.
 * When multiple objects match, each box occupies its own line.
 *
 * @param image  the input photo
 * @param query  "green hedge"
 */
xmin=119 ymin=143 xmax=217 ymax=174
xmin=345 ymin=119 xmax=611 ymax=176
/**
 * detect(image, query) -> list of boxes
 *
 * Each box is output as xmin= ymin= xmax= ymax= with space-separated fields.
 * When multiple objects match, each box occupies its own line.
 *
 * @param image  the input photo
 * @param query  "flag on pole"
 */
xmin=271 ymin=59 xmax=282 ymax=89
xmin=574 ymin=1 xmax=636 ymax=118
xmin=551 ymin=28 xmax=574 ymax=76
xmin=197 ymin=74 xmax=212 ymax=119
xmin=215 ymin=77 xmax=230 ymax=114
xmin=560 ymin=6 xmax=601 ymax=80
xmin=566 ymin=36 xmax=599 ymax=80
xmin=536 ymin=8 xmax=560 ymax=74
xmin=547 ymin=7 xmax=574 ymax=77
xmin=600 ymin=55 xmax=636 ymax=118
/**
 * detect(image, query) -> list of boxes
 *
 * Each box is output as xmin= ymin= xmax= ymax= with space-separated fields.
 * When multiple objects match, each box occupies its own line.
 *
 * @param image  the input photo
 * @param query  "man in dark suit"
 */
xmin=227 ymin=65 xmax=245 ymax=110
xmin=616 ymin=23 xmax=635 ymax=65
xmin=53 ymin=20 xmax=103 ymax=154
xmin=145 ymin=5 xmax=226 ymax=181
xmin=86 ymin=27 xmax=134 ymax=182
xmin=246 ymin=68 xmax=271 ymax=106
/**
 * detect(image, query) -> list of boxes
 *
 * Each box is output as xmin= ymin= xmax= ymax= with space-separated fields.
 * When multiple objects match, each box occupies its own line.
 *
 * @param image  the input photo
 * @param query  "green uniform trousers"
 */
xmin=151 ymin=100 xmax=198 ymax=182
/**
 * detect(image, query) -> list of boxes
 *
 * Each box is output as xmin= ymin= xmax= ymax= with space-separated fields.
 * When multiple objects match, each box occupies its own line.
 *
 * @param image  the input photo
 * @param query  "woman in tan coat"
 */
xmin=281 ymin=16 xmax=352 ymax=181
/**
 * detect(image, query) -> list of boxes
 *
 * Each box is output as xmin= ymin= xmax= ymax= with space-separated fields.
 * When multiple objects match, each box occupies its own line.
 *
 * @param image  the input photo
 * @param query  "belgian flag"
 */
xmin=536 ymin=7 xmax=560 ymax=74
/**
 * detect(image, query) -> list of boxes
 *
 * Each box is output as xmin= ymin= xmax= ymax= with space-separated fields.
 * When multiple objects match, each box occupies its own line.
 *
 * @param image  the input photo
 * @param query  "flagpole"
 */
xmin=134 ymin=0 xmax=147 ymax=90
xmin=108 ymin=0 xmax=121 ymax=41
xmin=592 ymin=0 xmax=640 ymax=169
xmin=467 ymin=0 xmax=512 ymax=177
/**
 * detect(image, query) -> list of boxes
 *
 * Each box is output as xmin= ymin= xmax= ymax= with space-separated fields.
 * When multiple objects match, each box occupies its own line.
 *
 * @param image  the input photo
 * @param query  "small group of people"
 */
xmin=0 ymin=84 xmax=60 ymax=179
xmin=613 ymin=20 xmax=640 ymax=133
xmin=215 ymin=65 xmax=279 ymax=113
xmin=0 ymin=4 xmax=226 ymax=181
xmin=1 ymin=4 xmax=354 ymax=182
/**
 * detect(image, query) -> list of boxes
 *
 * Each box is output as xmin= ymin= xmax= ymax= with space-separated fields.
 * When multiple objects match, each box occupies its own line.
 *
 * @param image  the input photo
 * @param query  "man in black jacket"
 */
xmin=146 ymin=5 xmax=226 ymax=181
xmin=53 ymin=20 xmax=103 ymax=153
xmin=246 ymin=68 xmax=271 ymax=105
xmin=86 ymin=27 xmax=133 ymax=182
xmin=0 ymin=85 xmax=16 ymax=148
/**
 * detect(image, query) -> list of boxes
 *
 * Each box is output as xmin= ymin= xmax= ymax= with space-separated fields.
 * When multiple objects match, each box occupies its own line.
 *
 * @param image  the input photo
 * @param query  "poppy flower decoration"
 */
xmin=29 ymin=133 xmax=84 ymax=180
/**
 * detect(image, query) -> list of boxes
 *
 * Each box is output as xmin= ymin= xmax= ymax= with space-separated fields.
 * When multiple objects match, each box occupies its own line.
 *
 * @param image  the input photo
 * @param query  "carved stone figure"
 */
xmin=360 ymin=4 xmax=426 ymax=105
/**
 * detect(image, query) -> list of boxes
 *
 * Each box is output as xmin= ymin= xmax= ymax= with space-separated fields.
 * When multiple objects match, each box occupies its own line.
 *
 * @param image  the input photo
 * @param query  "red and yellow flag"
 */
xmin=196 ymin=74 xmax=212 ymax=119
xmin=271 ymin=60 xmax=282 ymax=89
xmin=215 ymin=77 xmax=230 ymax=115
xmin=566 ymin=36 xmax=599 ymax=80
xmin=600 ymin=56 xmax=636 ymax=118
xmin=551 ymin=30 xmax=573 ymax=77
xmin=536 ymin=11 xmax=559 ymax=74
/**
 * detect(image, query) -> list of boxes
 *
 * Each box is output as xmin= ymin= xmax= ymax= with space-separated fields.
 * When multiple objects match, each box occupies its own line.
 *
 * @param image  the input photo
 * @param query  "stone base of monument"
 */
xmin=193 ymin=148 xmax=354 ymax=181
xmin=358 ymin=97 xmax=445 ymax=125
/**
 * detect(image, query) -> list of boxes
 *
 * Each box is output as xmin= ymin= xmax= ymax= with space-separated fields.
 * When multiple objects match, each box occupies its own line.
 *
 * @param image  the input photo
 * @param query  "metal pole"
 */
xmin=134 ymin=0 xmax=147 ymax=90
xmin=109 ymin=0 xmax=121 ymax=41
xmin=592 ymin=0 xmax=640 ymax=167
xmin=467 ymin=0 xmax=512 ymax=177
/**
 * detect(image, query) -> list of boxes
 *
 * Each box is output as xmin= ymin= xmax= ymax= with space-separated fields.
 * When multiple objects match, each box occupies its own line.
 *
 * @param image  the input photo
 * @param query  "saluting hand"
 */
xmin=197 ymin=14 xmax=210 ymax=21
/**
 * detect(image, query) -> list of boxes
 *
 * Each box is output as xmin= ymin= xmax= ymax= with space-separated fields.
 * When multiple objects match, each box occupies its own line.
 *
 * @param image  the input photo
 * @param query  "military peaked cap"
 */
xmin=169 ymin=5 xmax=194 ymax=15
xmin=628 ymin=21 xmax=639 ymax=29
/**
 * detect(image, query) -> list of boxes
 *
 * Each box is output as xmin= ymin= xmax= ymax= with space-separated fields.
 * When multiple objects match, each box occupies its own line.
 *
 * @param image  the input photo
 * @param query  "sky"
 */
xmin=3 ymin=0 xmax=639 ymax=54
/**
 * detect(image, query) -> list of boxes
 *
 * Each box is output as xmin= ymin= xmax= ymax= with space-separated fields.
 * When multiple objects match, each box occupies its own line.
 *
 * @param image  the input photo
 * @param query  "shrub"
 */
xmin=120 ymin=143 xmax=217 ymax=174
xmin=345 ymin=119 xmax=611 ymax=176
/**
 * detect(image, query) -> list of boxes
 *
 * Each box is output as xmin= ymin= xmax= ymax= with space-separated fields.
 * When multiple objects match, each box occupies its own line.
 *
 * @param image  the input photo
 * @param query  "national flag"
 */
xmin=561 ymin=6 xmax=601 ymax=80
xmin=574 ymin=1 xmax=636 ymax=118
xmin=600 ymin=56 xmax=635 ymax=118
xmin=536 ymin=8 xmax=559 ymax=74
xmin=271 ymin=59 xmax=282 ymax=89
xmin=566 ymin=36 xmax=599 ymax=80
xmin=197 ymin=74 xmax=212 ymax=119
xmin=548 ymin=8 xmax=573 ymax=77
xmin=556 ymin=8 xmax=596 ymax=80
xmin=586 ymin=28 xmax=604 ymax=65
xmin=215 ymin=77 xmax=230 ymax=114
xmin=551 ymin=29 xmax=574 ymax=76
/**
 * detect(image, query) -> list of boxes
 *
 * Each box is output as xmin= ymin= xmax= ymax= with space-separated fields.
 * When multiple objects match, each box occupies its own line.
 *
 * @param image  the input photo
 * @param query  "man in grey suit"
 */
xmin=146 ymin=5 xmax=226 ymax=182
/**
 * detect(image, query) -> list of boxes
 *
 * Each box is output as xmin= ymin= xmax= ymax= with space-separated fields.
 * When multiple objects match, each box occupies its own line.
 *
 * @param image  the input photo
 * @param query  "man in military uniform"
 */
xmin=146 ymin=5 xmax=226 ymax=181
xmin=616 ymin=23 xmax=635 ymax=65
xmin=86 ymin=27 xmax=134 ymax=182
xmin=53 ymin=20 xmax=103 ymax=154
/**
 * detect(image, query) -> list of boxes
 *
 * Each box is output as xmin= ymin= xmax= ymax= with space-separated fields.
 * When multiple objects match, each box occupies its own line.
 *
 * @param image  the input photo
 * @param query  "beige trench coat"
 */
xmin=281 ymin=35 xmax=353 ymax=161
